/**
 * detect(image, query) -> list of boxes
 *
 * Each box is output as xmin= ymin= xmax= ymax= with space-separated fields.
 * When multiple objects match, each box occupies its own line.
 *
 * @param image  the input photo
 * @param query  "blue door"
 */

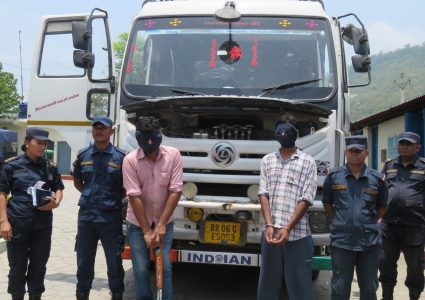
xmin=371 ymin=127 xmax=378 ymax=170
xmin=57 ymin=141 xmax=71 ymax=175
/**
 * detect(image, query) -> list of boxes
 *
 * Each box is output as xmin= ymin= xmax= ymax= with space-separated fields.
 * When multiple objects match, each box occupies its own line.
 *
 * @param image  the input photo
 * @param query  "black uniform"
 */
xmin=379 ymin=156 xmax=425 ymax=299
xmin=0 ymin=154 xmax=64 ymax=297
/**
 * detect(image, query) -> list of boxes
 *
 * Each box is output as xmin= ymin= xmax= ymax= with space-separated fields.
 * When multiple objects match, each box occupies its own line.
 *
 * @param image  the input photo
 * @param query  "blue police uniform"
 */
xmin=72 ymin=142 xmax=126 ymax=296
xmin=323 ymin=136 xmax=388 ymax=300
xmin=0 ymin=154 xmax=64 ymax=298
xmin=379 ymin=136 xmax=425 ymax=300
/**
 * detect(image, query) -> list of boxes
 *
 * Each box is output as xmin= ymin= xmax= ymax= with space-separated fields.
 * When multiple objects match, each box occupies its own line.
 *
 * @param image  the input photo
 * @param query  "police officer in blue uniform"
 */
xmin=379 ymin=132 xmax=425 ymax=300
xmin=0 ymin=128 xmax=64 ymax=300
xmin=72 ymin=116 xmax=125 ymax=300
xmin=323 ymin=136 xmax=388 ymax=300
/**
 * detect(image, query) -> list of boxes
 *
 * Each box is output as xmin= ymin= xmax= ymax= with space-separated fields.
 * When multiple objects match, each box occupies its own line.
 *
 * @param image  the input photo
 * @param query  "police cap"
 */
xmin=25 ymin=127 xmax=50 ymax=141
xmin=345 ymin=135 xmax=367 ymax=150
xmin=91 ymin=116 xmax=113 ymax=128
xmin=398 ymin=131 xmax=420 ymax=144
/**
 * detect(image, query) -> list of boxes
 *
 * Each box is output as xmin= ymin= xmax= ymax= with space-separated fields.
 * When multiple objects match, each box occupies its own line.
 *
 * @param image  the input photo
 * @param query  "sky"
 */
xmin=1 ymin=0 xmax=424 ymax=100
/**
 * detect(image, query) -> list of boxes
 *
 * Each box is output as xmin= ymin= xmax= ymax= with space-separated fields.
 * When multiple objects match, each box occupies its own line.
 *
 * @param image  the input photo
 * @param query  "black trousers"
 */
xmin=76 ymin=221 xmax=124 ymax=293
xmin=379 ymin=223 xmax=424 ymax=294
xmin=7 ymin=226 xmax=52 ymax=296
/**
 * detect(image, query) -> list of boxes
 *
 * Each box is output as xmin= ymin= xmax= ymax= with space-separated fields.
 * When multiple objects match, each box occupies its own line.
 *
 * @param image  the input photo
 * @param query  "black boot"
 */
xmin=111 ymin=292 xmax=123 ymax=300
xmin=76 ymin=291 xmax=90 ymax=300
xmin=29 ymin=295 xmax=41 ymax=300
xmin=12 ymin=295 xmax=24 ymax=300
xmin=409 ymin=289 xmax=421 ymax=300
xmin=381 ymin=284 xmax=394 ymax=300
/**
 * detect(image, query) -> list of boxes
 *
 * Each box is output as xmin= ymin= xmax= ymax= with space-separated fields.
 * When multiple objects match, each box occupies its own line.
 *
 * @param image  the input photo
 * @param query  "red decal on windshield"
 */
xmin=209 ymin=39 xmax=217 ymax=68
xmin=251 ymin=37 xmax=258 ymax=67
xmin=125 ymin=44 xmax=136 ymax=73
xmin=229 ymin=46 xmax=242 ymax=60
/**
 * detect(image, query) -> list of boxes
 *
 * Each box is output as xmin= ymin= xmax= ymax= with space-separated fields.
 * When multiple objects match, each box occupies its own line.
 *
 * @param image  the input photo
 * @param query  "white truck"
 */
xmin=27 ymin=0 xmax=371 ymax=278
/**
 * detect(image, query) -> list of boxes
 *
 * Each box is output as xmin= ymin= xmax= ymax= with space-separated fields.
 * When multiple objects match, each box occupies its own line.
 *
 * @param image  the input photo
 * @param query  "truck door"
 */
xmin=27 ymin=10 xmax=115 ymax=153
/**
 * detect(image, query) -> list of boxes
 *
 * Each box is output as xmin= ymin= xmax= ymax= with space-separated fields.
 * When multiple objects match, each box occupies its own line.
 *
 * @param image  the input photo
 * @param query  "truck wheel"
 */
xmin=312 ymin=270 xmax=320 ymax=281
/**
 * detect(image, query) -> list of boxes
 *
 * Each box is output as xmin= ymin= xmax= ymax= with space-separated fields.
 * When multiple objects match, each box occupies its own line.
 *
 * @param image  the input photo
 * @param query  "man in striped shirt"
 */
xmin=257 ymin=121 xmax=317 ymax=300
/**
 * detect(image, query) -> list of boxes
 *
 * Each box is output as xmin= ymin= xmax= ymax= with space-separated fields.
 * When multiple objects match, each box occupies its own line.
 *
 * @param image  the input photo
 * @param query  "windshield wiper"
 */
xmin=258 ymin=78 xmax=321 ymax=97
xmin=169 ymin=88 xmax=205 ymax=96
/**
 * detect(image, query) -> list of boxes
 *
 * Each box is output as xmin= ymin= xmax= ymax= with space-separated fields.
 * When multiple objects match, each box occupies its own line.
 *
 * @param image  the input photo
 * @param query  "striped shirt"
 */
xmin=258 ymin=148 xmax=317 ymax=241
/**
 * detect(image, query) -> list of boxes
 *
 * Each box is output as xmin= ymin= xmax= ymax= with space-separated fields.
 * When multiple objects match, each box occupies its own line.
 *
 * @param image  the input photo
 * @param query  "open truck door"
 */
xmin=27 ymin=9 xmax=116 ymax=166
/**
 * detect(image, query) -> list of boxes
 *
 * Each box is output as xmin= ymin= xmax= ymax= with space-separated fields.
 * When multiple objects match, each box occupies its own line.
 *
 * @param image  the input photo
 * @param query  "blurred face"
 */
xmin=397 ymin=140 xmax=420 ymax=159
xmin=92 ymin=124 xmax=114 ymax=144
xmin=345 ymin=148 xmax=368 ymax=165
xmin=26 ymin=138 xmax=48 ymax=158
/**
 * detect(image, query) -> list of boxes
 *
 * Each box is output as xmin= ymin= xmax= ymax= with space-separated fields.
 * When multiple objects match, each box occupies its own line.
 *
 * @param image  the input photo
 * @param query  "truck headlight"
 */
xmin=182 ymin=182 xmax=198 ymax=200
xmin=247 ymin=184 xmax=259 ymax=201
xmin=309 ymin=211 xmax=329 ymax=233
xmin=187 ymin=207 xmax=204 ymax=222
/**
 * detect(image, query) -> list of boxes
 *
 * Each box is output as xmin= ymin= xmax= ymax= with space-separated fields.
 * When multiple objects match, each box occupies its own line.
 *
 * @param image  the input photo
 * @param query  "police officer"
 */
xmin=0 ymin=128 xmax=64 ymax=300
xmin=379 ymin=132 xmax=425 ymax=300
xmin=72 ymin=116 xmax=125 ymax=300
xmin=323 ymin=136 xmax=388 ymax=300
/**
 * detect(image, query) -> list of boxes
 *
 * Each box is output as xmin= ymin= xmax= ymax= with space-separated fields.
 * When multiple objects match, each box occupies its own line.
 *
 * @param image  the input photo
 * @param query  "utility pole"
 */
xmin=19 ymin=30 xmax=24 ymax=101
xmin=394 ymin=72 xmax=411 ymax=104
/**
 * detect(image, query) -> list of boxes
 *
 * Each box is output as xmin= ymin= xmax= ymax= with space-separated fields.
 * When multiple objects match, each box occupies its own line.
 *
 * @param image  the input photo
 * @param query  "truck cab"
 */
xmin=27 ymin=0 xmax=371 ymax=277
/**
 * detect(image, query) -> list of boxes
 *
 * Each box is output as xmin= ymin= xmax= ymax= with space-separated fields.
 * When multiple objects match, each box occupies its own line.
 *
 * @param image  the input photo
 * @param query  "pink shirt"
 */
xmin=122 ymin=145 xmax=183 ymax=227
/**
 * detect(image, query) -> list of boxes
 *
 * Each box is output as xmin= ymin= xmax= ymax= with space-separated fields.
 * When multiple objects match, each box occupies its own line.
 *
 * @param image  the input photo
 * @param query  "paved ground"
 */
xmin=0 ymin=180 xmax=414 ymax=299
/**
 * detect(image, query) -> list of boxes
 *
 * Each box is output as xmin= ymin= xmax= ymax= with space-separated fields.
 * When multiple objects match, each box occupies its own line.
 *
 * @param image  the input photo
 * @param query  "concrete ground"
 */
xmin=0 ymin=180 xmax=417 ymax=299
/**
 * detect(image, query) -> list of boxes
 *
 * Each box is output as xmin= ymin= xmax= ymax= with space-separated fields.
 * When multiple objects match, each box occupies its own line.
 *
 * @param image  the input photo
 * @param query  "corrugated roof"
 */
xmin=351 ymin=94 xmax=425 ymax=131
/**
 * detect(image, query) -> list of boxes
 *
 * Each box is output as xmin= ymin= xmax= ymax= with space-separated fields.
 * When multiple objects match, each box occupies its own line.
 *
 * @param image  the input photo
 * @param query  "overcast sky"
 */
xmin=1 ymin=0 xmax=424 ymax=100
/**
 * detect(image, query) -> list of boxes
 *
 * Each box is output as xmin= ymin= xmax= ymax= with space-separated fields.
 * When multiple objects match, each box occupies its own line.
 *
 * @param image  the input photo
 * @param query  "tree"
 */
xmin=0 ymin=63 xmax=21 ymax=118
xmin=113 ymin=32 xmax=129 ymax=76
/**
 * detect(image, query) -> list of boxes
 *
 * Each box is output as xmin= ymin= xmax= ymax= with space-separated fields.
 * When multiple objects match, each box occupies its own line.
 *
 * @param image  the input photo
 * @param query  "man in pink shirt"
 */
xmin=122 ymin=116 xmax=183 ymax=300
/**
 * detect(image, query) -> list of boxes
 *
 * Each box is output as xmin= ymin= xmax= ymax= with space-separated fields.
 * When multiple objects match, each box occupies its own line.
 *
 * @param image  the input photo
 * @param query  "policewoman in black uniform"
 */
xmin=379 ymin=132 xmax=425 ymax=300
xmin=0 ymin=128 xmax=64 ymax=300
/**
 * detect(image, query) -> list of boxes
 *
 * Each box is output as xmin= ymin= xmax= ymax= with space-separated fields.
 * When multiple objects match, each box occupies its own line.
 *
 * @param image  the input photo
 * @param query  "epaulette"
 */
xmin=328 ymin=166 xmax=343 ymax=174
xmin=3 ymin=156 xmax=19 ymax=163
xmin=76 ymin=145 xmax=91 ymax=159
xmin=384 ymin=157 xmax=396 ymax=165
xmin=369 ymin=168 xmax=385 ymax=181
xmin=419 ymin=157 xmax=425 ymax=164
xmin=115 ymin=147 xmax=128 ymax=156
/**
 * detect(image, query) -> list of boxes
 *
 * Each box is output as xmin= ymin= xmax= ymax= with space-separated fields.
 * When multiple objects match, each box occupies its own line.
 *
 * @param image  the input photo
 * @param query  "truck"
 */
xmin=26 ymin=0 xmax=371 ymax=278
xmin=0 ymin=129 xmax=18 ymax=164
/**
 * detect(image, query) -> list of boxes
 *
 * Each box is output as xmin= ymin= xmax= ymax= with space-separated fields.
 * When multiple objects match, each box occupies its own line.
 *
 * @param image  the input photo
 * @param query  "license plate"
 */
xmin=203 ymin=221 xmax=241 ymax=245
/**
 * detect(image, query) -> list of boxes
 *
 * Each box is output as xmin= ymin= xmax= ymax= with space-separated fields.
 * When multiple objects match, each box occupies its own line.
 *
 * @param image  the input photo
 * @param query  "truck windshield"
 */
xmin=122 ymin=16 xmax=336 ymax=101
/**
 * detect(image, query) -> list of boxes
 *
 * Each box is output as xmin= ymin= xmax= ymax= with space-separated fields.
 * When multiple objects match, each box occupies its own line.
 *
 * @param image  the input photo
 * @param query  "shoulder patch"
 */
xmin=369 ymin=168 xmax=385 ymax=180
xmin=115 ymin=147 xmax=128 ymax=156
xmin=329 ymin=167 xmax=343 ymax=174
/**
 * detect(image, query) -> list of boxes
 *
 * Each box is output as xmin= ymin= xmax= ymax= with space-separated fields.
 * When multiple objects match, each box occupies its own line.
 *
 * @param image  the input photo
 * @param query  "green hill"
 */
xmin=349 ymin=43 xmax=425 ymax=121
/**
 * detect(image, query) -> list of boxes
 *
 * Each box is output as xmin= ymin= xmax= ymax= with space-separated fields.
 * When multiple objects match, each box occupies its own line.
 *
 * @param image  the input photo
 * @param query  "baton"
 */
xmin=155 ymin=247 xmax=163 ymax=300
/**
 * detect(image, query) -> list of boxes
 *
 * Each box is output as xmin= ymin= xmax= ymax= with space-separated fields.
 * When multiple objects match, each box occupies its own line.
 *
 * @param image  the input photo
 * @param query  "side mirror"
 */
xmin=73 ymin=50 xmax=95 ymax=69
xmin=351 ymin=55 xmax=371 ymax=73
xmin=351 ymin=27 xmax=370 ymax=55
xmin=72 ymin=21 xmax=91 ymax=51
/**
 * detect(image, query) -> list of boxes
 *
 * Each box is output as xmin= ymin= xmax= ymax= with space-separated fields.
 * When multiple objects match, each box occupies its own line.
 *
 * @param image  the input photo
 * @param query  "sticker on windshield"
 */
xmin=219 ymin=40 xmax=242 ymax=64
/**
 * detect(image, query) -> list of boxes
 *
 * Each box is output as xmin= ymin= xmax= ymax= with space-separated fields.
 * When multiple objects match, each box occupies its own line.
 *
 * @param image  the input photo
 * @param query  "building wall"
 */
xmin=361 ymin=116 xmax=404 ymax=170
xmin=376 ymin=116 xmax=404 ymax=170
